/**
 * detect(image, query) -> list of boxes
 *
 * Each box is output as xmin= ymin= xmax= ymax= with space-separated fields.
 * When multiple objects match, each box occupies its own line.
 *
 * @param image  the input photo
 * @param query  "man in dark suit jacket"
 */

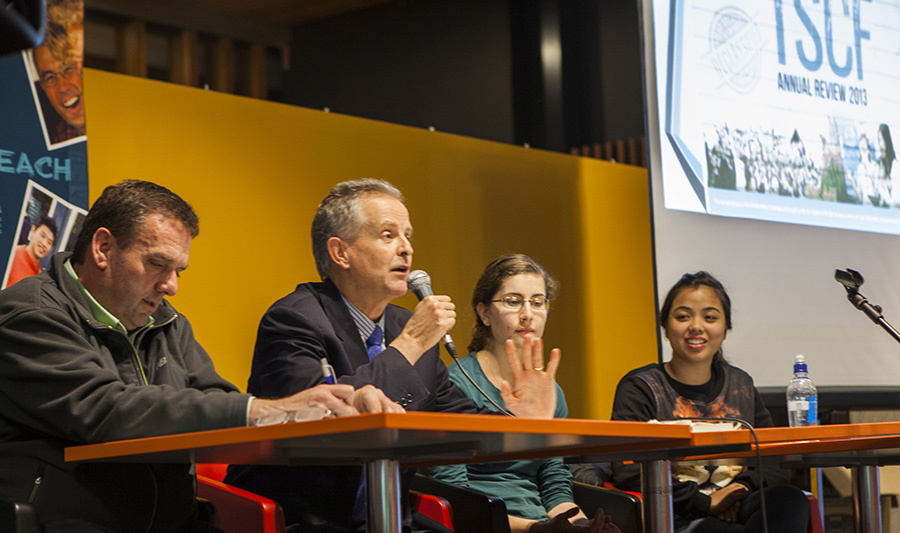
xmin=226 ymin=178 xmax=559 ymax=531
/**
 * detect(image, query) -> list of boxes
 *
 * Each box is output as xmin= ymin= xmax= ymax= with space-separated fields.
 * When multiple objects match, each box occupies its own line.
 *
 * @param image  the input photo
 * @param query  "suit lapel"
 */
xmin=318 ymin=280 xmax=370 ymax=367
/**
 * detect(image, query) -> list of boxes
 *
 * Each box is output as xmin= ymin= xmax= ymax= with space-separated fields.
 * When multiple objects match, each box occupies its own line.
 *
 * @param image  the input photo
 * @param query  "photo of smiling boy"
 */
xmin=6 ymin=215 xmax=58 ymax=287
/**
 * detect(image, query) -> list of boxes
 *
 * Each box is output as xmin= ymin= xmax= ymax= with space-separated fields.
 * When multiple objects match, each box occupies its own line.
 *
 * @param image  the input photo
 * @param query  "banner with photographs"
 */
xmin=0 ymin=0 xmax=88 ymax=289
xmin=654 ymin=0 xmax=900 ymax=235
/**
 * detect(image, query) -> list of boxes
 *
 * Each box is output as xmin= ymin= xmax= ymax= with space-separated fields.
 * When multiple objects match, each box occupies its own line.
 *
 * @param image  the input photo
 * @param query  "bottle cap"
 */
xmin=794 ymin=354 xmax=805 ymax=363
xmin=793 ymin=354 xmax=808 ymax=373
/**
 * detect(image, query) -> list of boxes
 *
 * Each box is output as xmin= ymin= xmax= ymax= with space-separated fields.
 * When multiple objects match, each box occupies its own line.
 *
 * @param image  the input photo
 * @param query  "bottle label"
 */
xmin=788 ymin=400 xmax=809 ymax=411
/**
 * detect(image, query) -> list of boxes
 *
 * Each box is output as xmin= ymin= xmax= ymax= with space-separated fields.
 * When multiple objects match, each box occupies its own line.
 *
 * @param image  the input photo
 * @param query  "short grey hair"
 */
xmin=311 ymin=178 xmax=405 ymax=280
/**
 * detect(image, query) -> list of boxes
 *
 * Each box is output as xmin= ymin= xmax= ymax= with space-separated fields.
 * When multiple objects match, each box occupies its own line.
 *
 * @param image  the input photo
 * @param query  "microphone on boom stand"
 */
xmin=835 ymin=268 xmax=900 ymax=344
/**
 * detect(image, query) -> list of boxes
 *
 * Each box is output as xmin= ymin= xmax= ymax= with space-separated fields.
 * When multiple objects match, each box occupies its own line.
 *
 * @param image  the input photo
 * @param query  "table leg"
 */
xmin=366 ymin=459 xmax=401 ymax=533
xmin=853 ymin=465 xmax=881 ymax=533
xmin=641 ymin=459 xmax=673 ymax=533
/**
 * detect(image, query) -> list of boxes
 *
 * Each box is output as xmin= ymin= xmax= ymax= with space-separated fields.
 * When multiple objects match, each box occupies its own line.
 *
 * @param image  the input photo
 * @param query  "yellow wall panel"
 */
xmin=578 ymin=159 xmax=659 ymax=419
xmin=84 ymin=69 xmax=657 ymax=418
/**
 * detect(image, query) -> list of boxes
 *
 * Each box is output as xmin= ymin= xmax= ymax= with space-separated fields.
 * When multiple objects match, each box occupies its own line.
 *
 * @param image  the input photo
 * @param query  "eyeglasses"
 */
xmin=491 ymin=295 xmax=550 ymax=311
xmin=252 ymin=407 xmax=333 ymax=426
xmin=40 ymin=64 xmax=81 ymax=89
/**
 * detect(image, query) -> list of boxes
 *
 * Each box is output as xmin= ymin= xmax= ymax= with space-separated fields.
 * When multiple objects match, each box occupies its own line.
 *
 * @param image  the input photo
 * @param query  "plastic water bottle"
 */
xmin=787 ymin=354 xmax=818 ymax=427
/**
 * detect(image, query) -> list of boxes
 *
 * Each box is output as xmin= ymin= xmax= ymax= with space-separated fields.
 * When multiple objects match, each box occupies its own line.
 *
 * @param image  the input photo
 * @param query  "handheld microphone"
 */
xmin=406 ymin=270 xmax=458 ymax=358
xmin=406 ymin=269 xmax=514 ymax=416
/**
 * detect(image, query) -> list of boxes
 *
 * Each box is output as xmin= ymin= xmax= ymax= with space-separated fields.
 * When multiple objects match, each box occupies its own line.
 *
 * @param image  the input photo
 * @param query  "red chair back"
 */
xmin=196 ymin=463 xmax=228 ymax=482
xmin=196 ymin=464 xmax=285 ymax=533
xmin=409 ymin=490 xmax=454 ymax=529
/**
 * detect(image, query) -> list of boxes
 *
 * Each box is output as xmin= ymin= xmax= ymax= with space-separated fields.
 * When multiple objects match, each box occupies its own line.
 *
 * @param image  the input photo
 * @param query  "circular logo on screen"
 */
xmin=709 ymin=7 xmax=763 ymax=93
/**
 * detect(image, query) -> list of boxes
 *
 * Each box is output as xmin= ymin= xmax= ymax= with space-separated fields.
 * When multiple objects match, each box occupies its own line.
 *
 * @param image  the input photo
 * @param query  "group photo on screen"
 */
xmin=705 ymin=119 xmax=896 ymax=208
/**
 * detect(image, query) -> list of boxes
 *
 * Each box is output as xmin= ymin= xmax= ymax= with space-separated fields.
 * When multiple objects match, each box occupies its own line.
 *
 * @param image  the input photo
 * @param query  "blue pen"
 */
xmin=321 ymin=357 xmax=336 ymax=384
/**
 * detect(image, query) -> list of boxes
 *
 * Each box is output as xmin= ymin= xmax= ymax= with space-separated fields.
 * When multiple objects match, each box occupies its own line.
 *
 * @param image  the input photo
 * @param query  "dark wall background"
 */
xmin=284 ymin=0 xmax=645 ymax=154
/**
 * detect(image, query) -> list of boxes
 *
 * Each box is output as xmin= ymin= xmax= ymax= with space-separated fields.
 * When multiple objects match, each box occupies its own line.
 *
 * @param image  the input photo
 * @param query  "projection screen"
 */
xmin=639 ymin=0 xmax=900 ymax=391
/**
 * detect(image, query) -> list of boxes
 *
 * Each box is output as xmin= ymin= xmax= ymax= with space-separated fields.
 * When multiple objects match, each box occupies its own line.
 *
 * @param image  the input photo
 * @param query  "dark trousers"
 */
xmin=678 ymin=484 xmax=810 ymax=533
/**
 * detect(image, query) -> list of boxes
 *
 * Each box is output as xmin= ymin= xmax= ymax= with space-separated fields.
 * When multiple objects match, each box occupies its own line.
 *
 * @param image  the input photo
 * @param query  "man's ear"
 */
xmin=327 ymin=236 xmax=351 ymax=271
xmin=91 ymin=228 xmax=114 ymax=270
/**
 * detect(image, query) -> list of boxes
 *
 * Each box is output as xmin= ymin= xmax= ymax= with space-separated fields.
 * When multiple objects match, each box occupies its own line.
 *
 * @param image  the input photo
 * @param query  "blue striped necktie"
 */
xmin=366 ymin=326 xmax=384 ymax=360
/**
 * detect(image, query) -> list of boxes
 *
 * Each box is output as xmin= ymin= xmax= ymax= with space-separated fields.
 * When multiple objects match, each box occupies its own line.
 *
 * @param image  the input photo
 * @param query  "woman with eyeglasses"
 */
xmin=574 ymin=271 xmax=808 ymax=533
xmin=427 ymin=254 xmax=618 ymax=533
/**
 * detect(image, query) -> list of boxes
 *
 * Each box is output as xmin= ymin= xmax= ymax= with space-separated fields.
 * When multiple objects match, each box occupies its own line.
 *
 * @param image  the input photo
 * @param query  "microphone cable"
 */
xmin=444 ymin=344 xmax=514 ymax=417
xmin=659 ymin=416 xmax=768 ymax=533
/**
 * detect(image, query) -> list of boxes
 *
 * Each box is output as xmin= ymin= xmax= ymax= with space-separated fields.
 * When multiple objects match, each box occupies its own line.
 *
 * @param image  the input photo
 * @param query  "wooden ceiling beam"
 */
xmin=244 ymin=43 xmax=268 ymax=99
xmin=116 ymin=19 xmax=147 ymax=77
xmin=169 ymin=29 xmax=199 ymax=86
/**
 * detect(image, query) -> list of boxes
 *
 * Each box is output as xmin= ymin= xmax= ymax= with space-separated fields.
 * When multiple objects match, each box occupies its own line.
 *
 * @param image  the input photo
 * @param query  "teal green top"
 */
xmin=425 ymin=352 xmax=572 ymax=520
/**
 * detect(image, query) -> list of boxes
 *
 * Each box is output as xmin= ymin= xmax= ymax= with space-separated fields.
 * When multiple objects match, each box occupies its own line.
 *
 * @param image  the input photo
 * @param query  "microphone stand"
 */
xmin=840 ymin=284 xmax=900 ymax=344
